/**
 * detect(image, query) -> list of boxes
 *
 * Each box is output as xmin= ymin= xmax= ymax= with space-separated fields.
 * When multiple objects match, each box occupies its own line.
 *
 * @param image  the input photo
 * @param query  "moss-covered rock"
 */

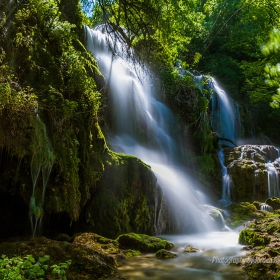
xmin=184 ymin=245 xmax=199 ymax=253
xmin=71 ymin=232 xmax=144 ymax=264
xmin=238 ymin=213 xmax=280 ymax=280
xmin=265 ymin=197 xmax=280 ymax=210
xmin=239 ymin=229 xmax=270 ymax=246
xmin=252 ymin=201 xmax=263 ymax=210
xmin=83 ymin=151 xmax=159 ymax=238
xmin=155 ymin=249 xmax=177 ymax=259
xmin=228 ymin=202 xmax=266 ymax=227
xmin=122 ymin=249 xmax=141 ymax=258
xmin=116 ymin=233 xmax=173 ymax=252
xmin=72 ymin=232 xmax=119 ymax=255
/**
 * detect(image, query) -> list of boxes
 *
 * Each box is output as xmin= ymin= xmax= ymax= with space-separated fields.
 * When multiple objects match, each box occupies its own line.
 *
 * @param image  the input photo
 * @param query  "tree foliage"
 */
xmin=262 ymin=28 xmax=280 ymax=108
xmin=82 ymin=0 xmax=206 ymax=66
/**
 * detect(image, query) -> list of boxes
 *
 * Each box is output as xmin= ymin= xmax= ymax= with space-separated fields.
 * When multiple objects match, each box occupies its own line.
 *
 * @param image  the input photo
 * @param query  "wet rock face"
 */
xmin=225 ymin=145 xmax=279 ymax=164
xmin=224 ymin=145 xmax=280 ymax=202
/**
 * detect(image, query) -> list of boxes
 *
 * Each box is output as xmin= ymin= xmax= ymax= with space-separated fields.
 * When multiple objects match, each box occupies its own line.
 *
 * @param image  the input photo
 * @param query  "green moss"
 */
xmin=252 ymin=201 xmax=262 ymax=210
xmin=122 ymin=249 xmax=141 ymax=258
xmin=228 ymin=202 xmax=265 ymax=227
xmin=239 ymin=229 xmax=270 ymax=246
xmin=72 ymin=232 xmax=120 ymax=255
xmin=84 ymin=151 xmax=157 ymax=238
xmin=116 ymin=233 xmax=174 ymax=252
xmin=184 ymin=245 xmax=199 ymax=253
xmin=0 ymin=0 xmax=106 ymax=225
xmin=155 ymin=249 xmax=177 ymax=259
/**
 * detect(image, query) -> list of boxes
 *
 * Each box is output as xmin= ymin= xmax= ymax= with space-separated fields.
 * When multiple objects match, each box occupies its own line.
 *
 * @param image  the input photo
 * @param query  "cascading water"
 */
xmin=209 ymin=78 xmax=241 ymax=146
xmin=265 ymin=161 xmax=280 ymax=198
xmin=218 ymin=149 xmax=232 ymax=207
xmin=190 ymin=74 xmax=241 ymax=147
xmin=206 ymin=77 xmax=240 ymax=205
xmin=190 ymin=74 xmax=241 ymax=207
xmin=260 ymin=203 xmax=273 ymax=212
xmin=208 ymin=78 xmax=241 ymax=206
xmin=84 ymin=25 xmax=220 ymax=233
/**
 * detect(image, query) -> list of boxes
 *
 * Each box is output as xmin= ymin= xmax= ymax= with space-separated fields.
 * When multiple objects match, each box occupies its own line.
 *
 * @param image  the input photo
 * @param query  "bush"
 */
xmin=0 ymin=254 xmax=71 ymax=280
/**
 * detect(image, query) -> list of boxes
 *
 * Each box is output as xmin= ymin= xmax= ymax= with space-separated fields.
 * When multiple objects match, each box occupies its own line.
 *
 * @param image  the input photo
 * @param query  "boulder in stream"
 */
xmin=155 ymin=249 xmax=177 ymax=259
xmin=116 ymin=232 xmax=174 ymax=252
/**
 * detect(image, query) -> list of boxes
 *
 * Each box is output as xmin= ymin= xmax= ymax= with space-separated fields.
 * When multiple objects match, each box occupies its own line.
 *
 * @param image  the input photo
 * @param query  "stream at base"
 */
xmin=116 ymin=232 xmax=246 ymax=280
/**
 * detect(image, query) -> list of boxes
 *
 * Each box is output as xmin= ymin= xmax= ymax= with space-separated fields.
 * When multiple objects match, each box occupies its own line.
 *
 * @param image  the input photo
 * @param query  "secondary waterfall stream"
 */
xmin=84 ymin=25 xmax=246 ymax=279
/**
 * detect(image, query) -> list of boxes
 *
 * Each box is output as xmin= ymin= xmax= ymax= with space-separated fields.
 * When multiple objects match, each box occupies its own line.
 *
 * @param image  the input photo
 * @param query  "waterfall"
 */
xmin=218 ymin=149 xmax=232 ymax=207
xmin=190 ymin=74 xmax=241 ymax=207
xmin=260 ymin=203 xmax=273 ymax=212
xmin=265 ymin=162 xmax=280 ymax=198
xmin=189 ymin=74 xmax=241 ymax=147
xmin=84 ymin=25 xmax=220 ymax=233
xmin=202 ymin=205 xmax=231 ymax=231
xmin=207 ymin=77 xmax=241 ymax=206
xmin=208 ymin=78 xmax=241 ymax=146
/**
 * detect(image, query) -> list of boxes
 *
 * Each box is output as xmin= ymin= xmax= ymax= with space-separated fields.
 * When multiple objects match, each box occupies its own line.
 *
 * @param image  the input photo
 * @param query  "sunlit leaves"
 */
xmin=262 ymin=28 xmax=280 ymax=55
xmin=88 ymin=0 xmax=206 ymax=66
xmin=262 ymin=28 xmax=280 ymax=108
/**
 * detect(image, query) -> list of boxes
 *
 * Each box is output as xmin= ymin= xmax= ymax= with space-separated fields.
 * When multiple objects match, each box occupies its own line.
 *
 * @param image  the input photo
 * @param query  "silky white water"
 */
xmin=209 ymin=78 xmax=241 ymax=146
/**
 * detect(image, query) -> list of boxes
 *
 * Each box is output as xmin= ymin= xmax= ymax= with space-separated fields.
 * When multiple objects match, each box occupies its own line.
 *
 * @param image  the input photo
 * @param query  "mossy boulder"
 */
xmin=155 ymin=249 xmax=177 ymax=259
xmin=252 ymin=201 xmax=263 ymax=210
xmin=228 ymin=202 xmax=265 ymax=227
xmin=265 ymin=197 xmax=280 ymax=210
xmin=116 ymin=233 xmax=173 ymax=252
xmin=239 ymin=229 xmax=271 ymax=246
xmin=72 ymin=232 xmax=143 ymax=261
xmin=184 ymin=245 xmax=199 ymax=253
xmin=83 ymin=152 xmax=159 ymax=238
xmin=72 ymin=232 xmax=119 ymax=255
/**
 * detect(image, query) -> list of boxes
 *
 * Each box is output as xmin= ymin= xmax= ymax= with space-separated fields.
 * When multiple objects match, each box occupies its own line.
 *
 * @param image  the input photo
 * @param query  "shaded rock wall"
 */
xmin=0 ymin=146 xmax=159 ymax=239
